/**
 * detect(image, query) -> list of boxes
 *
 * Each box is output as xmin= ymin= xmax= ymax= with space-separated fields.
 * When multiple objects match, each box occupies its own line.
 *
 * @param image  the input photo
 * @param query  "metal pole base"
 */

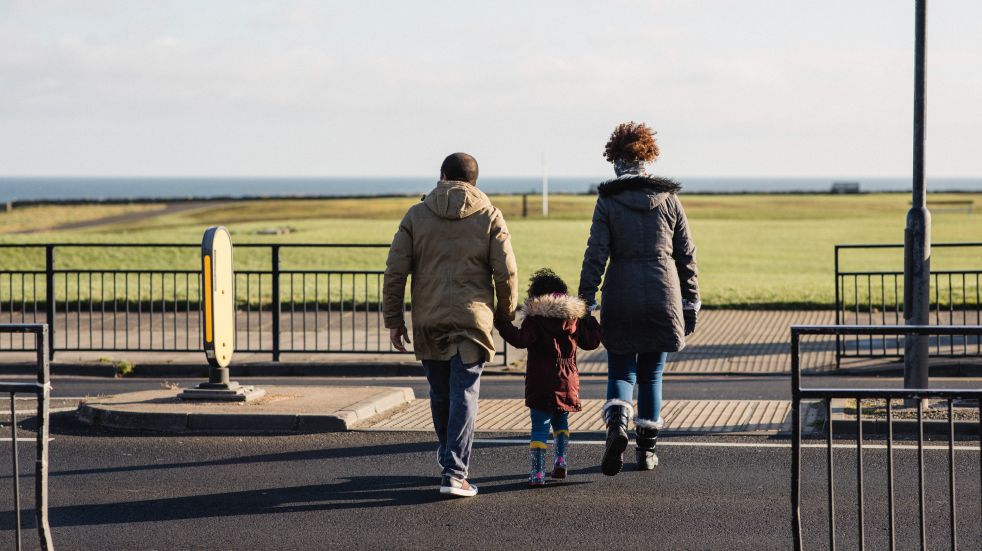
xmin=178 ymin=367 xmax=266 ymax=402
xmin=903 ymin=206 xmax=931 ymax=391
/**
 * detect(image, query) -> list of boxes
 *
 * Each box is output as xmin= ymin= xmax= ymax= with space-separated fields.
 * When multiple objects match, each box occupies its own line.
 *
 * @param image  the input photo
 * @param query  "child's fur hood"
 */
xmin=522 ymin=294 xmax=587 ymax=320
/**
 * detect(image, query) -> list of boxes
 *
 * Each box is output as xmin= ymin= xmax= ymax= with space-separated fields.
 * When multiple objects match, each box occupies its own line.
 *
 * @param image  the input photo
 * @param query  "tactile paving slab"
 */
xmin=362 ymin=398 xmax=812 ymax=435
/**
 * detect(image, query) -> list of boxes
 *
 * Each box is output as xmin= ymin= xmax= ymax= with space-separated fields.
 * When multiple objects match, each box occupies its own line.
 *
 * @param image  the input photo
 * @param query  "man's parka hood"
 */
xmin=423 ymin=180 xmax=490 ymax=220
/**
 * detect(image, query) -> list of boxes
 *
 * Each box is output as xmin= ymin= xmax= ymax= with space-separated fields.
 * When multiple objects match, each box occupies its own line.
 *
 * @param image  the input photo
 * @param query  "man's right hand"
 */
xmin=389 ymin=326 xmax=411 ymax=352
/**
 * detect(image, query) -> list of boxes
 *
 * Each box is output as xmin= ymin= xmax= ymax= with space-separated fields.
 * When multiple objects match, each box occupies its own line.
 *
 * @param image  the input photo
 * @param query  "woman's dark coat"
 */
xmin=578 ymin=175 xmax=699 ymax=354
xmin=495 ymin=294 xmax=602 ymax=413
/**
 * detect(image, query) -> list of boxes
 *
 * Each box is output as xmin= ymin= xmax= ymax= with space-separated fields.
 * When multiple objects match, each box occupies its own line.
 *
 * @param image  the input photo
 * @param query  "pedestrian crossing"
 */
xmin=361 ymin=398 xmax=814 ymax=435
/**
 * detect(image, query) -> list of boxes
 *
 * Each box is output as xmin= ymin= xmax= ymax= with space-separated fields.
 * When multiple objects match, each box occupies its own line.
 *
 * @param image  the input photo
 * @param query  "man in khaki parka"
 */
xmin=383 ymin=152 xmax=518 ymax=498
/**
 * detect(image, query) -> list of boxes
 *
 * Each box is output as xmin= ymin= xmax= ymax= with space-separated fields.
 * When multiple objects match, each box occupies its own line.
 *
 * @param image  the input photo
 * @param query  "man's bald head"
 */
xmin=440 ymin=152 xmax=479 ymax=185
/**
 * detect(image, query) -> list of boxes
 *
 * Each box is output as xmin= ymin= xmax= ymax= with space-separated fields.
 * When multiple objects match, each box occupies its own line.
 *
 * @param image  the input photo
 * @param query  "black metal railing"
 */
xmin=834 ymin=243 xmax=982 ymax=366
xmin=0 ymin=243 xmax=507 ymax=363
xmin=791 ymin=325 xmax=982 ymax=550
xmin=0 ymin=324 xmax=53 ymax=551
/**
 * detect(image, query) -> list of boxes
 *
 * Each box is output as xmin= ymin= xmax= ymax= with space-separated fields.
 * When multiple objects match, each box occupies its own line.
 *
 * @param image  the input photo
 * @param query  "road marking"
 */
xmin=474 ymin=438 xmax=981 ymax=452
xmin=0 ymin=407 xmax=78 ymax=417
xmin=14 ymin=397 xmax=88 ymax=401
xmin=0 ymin=438 xmax=54 ymax=442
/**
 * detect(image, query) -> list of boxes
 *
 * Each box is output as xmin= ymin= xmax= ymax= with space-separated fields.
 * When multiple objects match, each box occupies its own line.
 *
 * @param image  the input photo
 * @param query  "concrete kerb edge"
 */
xmin=75 ymin=387 xmax=416 ymax=434
xmin=77 ymin=402 xmax=191 ymax=432
xmin=337 ymin=388 xmax=416 ymax=427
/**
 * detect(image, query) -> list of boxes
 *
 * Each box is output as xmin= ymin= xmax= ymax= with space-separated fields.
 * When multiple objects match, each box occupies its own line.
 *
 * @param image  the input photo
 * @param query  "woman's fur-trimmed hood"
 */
xmin=523 ymin=294 xmax=587 ymax=320
xmin=596 ymin=175 xmax=681 ymax=197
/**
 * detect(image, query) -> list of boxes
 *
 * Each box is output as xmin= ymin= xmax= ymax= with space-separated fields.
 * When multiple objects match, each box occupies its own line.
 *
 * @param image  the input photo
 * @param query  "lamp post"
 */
xmin=903 ymin=0 xmax=931 ymax=390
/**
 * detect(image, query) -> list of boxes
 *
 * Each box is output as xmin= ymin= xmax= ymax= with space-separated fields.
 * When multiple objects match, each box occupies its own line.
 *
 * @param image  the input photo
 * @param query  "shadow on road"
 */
xmin=1 ymin=472 xmax=591 ymax=528
xmin=39 ymin=440 xmax=444 ymax=479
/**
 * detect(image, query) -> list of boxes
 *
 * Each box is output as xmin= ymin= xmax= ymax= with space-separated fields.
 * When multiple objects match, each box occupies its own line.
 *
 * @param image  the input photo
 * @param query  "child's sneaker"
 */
xmin=529 ymin=448 xmax=546 ymax=487
xmin=440 ymin=475 xmax=478 ymax=498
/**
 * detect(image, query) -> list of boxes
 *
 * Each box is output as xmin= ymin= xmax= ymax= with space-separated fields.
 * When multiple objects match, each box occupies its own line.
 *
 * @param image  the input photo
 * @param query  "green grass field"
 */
xmin=2 ymin=193 xmax=981 ymax=308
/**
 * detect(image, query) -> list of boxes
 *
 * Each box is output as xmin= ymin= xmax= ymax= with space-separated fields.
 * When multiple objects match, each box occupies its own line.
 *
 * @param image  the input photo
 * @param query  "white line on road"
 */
xmin=13 ymin=397 xmax=88 ymax=401
xmin=474 ymin=438 xmax=981 ymax=452
xmin=0 ymin=407 xmax=79 ymax=417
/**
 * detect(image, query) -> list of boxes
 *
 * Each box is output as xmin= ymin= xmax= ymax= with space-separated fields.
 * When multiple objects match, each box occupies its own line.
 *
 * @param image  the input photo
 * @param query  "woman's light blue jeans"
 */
xmin=606 ymin=351 xmax=668 ymax=422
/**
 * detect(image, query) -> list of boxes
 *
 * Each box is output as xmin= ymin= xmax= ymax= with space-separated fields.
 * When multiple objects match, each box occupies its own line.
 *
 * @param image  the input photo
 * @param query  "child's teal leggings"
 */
xmin=529 ymin=408 xmax=569 ymax=449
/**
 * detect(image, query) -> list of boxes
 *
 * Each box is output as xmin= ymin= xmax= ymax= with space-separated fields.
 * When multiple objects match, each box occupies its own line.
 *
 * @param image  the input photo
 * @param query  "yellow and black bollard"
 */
xmin=180 ymin=226 xmax=265 ymax=402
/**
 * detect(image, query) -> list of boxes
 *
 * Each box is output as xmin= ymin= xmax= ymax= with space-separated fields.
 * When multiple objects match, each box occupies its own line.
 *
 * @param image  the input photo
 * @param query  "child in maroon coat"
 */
xmin=495 ymin=269 xmax=602 ymax=486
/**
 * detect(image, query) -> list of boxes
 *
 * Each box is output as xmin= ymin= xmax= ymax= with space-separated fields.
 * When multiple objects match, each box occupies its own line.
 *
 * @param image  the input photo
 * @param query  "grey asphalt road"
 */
xmin=1 ymin=415 xmax=979 ymax=550
xmin=11 ymin=374 xmax=982 ymax=402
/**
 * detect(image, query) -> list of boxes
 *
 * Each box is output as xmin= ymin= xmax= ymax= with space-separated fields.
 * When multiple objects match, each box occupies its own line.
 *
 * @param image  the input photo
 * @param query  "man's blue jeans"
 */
xmin=606 ymin=352 xmax=668 ymax=422
xmin=421 ymin=354 xmax=484 ymax=479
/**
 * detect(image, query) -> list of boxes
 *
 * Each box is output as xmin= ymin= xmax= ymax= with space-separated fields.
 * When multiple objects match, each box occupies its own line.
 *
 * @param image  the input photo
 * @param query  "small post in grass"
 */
xmin=180 ymin=226 xmax=265 ymax=402
xmin=541 ymin=153 xmax=549 ymax=217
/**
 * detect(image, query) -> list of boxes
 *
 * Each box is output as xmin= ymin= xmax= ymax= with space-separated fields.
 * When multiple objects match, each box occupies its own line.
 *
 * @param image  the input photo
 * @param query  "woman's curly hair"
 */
xmin=527 ymin=268 xmax=568 ymax=298
xmin=603 ymin=121 xmax=659 ymax=164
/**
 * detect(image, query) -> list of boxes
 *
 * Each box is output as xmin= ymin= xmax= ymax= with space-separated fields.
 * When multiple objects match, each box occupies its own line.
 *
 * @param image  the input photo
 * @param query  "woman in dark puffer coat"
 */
xmin=578 ymin=122 xmax=700 ymax=476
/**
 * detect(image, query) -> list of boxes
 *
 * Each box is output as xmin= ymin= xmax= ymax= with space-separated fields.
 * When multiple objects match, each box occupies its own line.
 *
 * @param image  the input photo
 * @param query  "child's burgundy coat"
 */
xmin=495 ymin=294 xmax=602 ymax=413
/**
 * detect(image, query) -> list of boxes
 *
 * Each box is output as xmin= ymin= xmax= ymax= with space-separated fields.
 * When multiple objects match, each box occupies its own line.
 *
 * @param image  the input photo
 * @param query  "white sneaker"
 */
xmin=440 ymin=476 xmax=478 ymax=498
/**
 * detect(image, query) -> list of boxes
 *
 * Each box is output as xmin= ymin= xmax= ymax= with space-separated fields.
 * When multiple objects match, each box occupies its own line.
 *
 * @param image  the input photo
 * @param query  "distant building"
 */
xmin=830 ymin=181 xmax=861 ymax=194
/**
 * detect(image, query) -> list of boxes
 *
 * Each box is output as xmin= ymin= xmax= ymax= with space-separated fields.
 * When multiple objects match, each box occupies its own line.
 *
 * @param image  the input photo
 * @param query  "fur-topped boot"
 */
xmin=634 ymin=416 xmax=664 ymax=470
xmin=600 ymin=399 xmax=633 ymax=476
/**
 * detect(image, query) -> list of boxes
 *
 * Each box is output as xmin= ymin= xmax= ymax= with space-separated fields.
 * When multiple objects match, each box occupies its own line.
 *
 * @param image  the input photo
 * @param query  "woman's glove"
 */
xmin=683 ymin=308 xmax=697 ymax=336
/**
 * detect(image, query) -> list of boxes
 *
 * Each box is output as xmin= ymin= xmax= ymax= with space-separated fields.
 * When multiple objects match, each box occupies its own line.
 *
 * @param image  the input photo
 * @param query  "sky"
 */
xmin=1 ymin=0 xmax=980 ymax=178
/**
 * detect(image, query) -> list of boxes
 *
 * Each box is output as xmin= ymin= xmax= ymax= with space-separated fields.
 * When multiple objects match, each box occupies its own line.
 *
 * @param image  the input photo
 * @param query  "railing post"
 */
xmin=790 ymin=328 xmax=802 ymax=551
xmin=44 ymin=246 xmax=56 ymax=360
xmin=834 ymin=246 xmax=841 ymax=369
xmin=34 ymin=326 xmax=52 ymax=551
xmin=271 ymin=245 xmax=281 ymax=362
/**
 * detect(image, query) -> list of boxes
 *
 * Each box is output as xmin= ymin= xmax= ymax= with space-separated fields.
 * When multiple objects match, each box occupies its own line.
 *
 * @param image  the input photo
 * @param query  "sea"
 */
xmin=0 ymin=177 xmax=980 ymax=202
